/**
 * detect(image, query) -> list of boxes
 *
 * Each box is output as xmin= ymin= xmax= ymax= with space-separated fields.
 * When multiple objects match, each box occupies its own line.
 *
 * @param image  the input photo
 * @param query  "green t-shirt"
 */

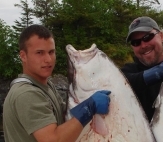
xmin=3 ymin=74 xmax=65 ymax=142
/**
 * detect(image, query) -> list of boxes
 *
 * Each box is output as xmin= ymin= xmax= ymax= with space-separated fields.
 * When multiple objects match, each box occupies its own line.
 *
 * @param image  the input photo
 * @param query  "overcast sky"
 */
xmin=0 ymin=0 xmax=163 ymax=27
xmin=0 ymin=0 xmax=39 ymax=26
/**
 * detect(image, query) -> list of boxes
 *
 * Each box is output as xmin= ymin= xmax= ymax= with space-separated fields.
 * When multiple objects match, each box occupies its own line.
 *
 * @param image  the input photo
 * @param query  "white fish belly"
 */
xmin=151 ymin=83 xmax=163 ymax=142
xmin=66 ymin=44 xmax=155 ymax=142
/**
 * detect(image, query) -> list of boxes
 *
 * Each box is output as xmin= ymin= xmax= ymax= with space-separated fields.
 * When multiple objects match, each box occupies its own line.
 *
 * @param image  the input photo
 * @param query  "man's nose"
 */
xmin=44 ymin=53 xmax=52 ymax=62
xmin=140 ymin=41 xmax=148 ymax=48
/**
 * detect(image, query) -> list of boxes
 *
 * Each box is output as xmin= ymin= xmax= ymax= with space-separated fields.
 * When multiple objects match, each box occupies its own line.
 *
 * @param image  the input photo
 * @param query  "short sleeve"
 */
xmin=14 ymin=89 xmax=57 ymax=135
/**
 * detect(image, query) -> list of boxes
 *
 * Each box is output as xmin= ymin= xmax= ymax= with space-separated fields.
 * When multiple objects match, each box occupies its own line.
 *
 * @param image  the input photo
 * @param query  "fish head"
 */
xmin=66 ymin=44 xmax=110 ymax=103
xmin=66 ymin=44 xmax=99 ymax=102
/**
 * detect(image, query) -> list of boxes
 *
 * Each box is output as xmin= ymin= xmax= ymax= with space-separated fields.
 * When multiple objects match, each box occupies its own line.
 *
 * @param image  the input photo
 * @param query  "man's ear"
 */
xmin=19 ymin=50 xmax=27 ymax=62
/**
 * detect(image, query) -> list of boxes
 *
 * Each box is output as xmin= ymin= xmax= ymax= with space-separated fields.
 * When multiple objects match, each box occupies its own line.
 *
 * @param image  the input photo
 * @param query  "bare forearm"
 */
xmin=33 ymin=117 xmax=83 ymax=142
xmin=34 ymin=91 xmax=110 ymax=142
xmin=55 ymin=118 xmax=83 ymax=142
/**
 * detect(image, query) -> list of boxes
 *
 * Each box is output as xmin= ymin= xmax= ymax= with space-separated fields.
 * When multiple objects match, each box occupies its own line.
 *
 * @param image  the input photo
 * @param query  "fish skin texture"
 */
xmin=66 ymin=43 xmax=156 ymax=142
xmin=151 ymin=83 xmax=163 ymax=142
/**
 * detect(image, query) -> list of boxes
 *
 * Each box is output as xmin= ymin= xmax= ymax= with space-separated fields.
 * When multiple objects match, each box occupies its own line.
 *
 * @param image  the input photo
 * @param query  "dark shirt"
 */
xmin=121 ymin=57 xmax=161 ymax=122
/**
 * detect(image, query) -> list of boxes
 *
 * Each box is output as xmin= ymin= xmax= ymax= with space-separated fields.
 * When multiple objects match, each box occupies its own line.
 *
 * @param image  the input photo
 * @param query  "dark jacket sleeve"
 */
xmin=120 ymin=62 xmax=161 ymax=122
xmin=121 ymin=63 xmax=146 ymax=97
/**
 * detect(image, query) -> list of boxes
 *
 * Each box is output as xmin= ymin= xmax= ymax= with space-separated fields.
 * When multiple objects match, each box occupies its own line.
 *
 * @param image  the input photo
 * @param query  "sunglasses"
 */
xmin=130 ymin=32 xmax=159 ymax=47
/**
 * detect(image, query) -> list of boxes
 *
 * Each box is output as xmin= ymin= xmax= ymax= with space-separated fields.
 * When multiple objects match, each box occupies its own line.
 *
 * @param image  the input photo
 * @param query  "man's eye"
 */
xmin=144 ymin=35 xmax=149 ymax=39
xmin=37 ymin=51 xmax=42 ymax=54
xmin=50 ymin=50 xmax=55 ymax=54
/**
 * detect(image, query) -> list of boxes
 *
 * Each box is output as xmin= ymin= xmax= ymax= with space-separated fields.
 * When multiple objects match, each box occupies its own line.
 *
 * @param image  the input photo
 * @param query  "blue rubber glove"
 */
xmin=143 ymin=62 xmax=163 ymax=85
xmin=70 ymin=90 xmax=111 ymax=127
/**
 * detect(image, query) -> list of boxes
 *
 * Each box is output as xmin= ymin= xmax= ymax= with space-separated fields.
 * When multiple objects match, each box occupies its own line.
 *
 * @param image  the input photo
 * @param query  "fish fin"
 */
xmin=153 ymin=94 xmax=161 ymax=108
xmin=91 ymin=114 xmax=108 ymax=136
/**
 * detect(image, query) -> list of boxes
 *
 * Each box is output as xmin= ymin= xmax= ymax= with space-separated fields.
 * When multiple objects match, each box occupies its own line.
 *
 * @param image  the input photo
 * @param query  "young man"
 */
xmin=3 ymin=25 xmax=111 ymax=142
xmin=121 ymin=16 xmax=163 ymax=122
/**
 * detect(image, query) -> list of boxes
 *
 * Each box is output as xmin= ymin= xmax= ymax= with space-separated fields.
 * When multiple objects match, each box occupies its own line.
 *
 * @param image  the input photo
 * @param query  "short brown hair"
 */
xmin=19 ymin=24 xmax=54 ymax=51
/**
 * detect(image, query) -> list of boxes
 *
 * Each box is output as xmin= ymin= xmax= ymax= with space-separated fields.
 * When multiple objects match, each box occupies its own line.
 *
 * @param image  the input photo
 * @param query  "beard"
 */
xmin=139 ymin=52 xmax=163 ymax=67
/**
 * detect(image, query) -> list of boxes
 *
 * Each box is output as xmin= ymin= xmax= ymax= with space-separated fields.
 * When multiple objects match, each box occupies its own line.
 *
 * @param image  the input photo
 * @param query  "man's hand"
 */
xmin=143 ymin=62 xmax=163 ymax=85
xmin=70 ymin=90 xmax=111 ymax=127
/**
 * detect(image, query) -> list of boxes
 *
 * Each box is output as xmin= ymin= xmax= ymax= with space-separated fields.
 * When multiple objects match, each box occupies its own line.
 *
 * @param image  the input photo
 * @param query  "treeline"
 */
xmin=0 ymin=0 xmax=163 ymax=78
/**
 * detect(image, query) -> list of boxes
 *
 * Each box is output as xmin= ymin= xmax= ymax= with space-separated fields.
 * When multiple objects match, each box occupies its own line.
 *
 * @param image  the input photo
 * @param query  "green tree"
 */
xmin=10 ymin=0 xmax=163 ymax=72
xmin=31 ymin=0 xmax=59 ymax=28
xmin=0 ymin=20 xmax=21 ymax=79
xmin=1 ymin=0 xmax=163 ymax=78
xmin=12 ymin=0 xmax=34 ymax=35
xmin=135 ymin=0 xmax=160 ymax=8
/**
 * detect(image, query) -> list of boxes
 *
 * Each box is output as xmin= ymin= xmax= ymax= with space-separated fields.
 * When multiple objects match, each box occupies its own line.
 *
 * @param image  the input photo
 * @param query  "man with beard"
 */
xmin=121 ymin=16 xmax=163 ymax=122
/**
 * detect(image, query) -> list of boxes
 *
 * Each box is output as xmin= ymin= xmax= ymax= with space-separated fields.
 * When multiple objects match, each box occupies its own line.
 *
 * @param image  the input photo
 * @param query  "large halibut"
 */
xmin=66 ymin=43 xmax=155 ymax=142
